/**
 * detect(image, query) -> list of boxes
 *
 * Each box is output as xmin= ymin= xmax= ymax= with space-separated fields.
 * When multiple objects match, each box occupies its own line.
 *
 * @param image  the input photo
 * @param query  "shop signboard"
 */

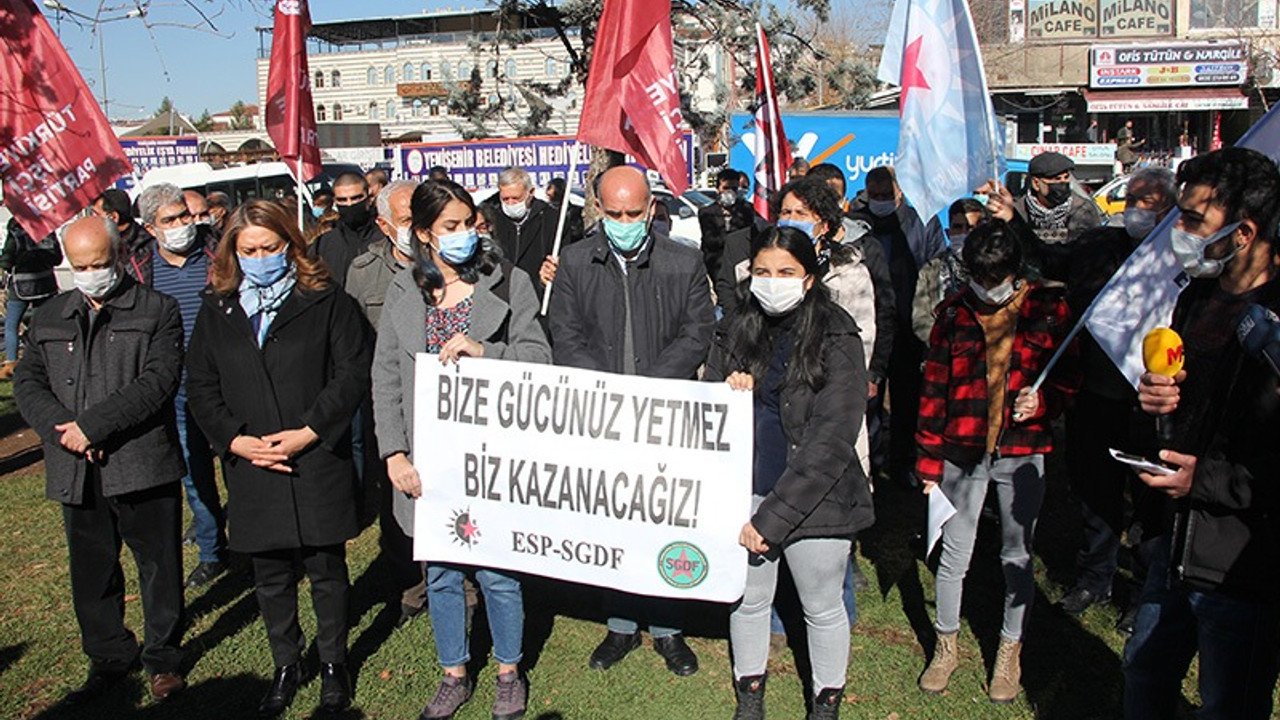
xmin=1085 ymin=93 xmax=1249 ymax=113
xmin=1027 ymin=0 xmax=1098 ymax=39
xmin=728 ymin=112 xmax=900 ymax=199
xmin=1090 ymin=40 xmax=1249 ymax=89
xmin=1009 ymin=143 xmax=1117 ymax=165
xmin=1099 ymin=0 xmax=1174 ymax=37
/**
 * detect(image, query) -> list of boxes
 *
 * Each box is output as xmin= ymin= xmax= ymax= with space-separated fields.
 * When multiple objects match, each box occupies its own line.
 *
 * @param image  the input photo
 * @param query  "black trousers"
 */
xmin=63 ymin=470 xmax=184 ymax=675
xmin=251 ymin=545 xmax=349 ymax=666
xmin=379 ymin=477 xmax=426 ymax=610
xmin=1066 ymin=391 xmax=1143 ymax=596
xmin=887 ymin=333 xmax=924 ymax=481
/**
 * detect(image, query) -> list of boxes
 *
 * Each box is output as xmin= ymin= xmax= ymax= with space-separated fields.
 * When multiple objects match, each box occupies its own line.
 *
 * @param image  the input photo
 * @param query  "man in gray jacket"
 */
xmin=546 ymin=166 xmax=715 ymax=676
xmin=14 ymin=216 xmax=187 ymax=705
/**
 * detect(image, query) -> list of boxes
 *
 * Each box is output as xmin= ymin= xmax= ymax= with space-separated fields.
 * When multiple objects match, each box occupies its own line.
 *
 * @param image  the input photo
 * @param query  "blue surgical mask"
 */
xmin=433 ymin=227 xmax=479 ymax=265
xmin=312 ymin=205 xmax=326 ymax=219
xmin=868 ymin=199 xmax=897 ymax=217
xmin=603 ymin=217 xmax=648 ymax=253
xmin=239 ymin=251 xmax=290 ymax=287
xmin=777 ymin=218 xmax=817 ymax=242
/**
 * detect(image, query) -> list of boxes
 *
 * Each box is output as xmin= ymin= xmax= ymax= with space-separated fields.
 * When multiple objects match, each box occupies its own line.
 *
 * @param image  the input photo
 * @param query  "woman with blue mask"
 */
xmin=185 ymin=200 xmax=372 ymax=717
xmin=371 ymin=179 xmax=550 ymax=720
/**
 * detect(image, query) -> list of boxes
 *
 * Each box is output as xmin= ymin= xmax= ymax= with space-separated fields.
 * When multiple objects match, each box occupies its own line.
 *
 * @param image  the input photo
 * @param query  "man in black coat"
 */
xmin=310 ymin=172 xmax=381 ymax=289
xmin=14 ymin=216 xmax=187 ymax=705
xmin=698 ymin=168 xmax=761 ymax=282
xmin=484 ymin=166 xmax=559 ymax=290
xmin=546 ymin=166 xmax=714 ymax=676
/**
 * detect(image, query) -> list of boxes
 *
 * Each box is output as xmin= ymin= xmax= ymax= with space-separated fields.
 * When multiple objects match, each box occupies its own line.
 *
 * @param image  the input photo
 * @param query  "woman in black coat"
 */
xmin=704 ymin=226 xmax=872 ymax=720
xmin=186 ymin=200 xmax=371 ymax=717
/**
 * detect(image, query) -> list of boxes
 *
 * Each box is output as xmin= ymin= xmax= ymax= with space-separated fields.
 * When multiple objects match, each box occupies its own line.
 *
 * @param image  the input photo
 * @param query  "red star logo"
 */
xmin=461 ymin=518 xmax=479 ymax=540
xmin=672 ymin=549 xmax=695 ymax=580
xmin=900 ymin=35 xmax=931 ymax=110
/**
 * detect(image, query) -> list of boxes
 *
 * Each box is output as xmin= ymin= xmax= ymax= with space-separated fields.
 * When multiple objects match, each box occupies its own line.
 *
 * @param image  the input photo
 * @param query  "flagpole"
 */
xmin=540 ymin=143 xmax=581 ymax=317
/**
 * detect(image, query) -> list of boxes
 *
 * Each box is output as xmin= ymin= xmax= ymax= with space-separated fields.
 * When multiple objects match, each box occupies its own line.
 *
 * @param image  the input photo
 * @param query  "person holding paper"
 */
xmin=914 ymin=219 xmax=1078 ymax=703
xmin=185 ymin=200 xmax=371 ymax=716
xmin=707 ymin=225 xmax=872 ymax=720
xmin=371 ymin=179 xmax=550 ymax=720
xmin=1124 ymin=147 xmax=1280 ymax=720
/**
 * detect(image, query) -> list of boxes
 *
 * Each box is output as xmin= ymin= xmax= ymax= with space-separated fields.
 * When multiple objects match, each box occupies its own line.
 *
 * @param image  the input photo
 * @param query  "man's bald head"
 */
xmin=596 ymin=166 xmax=654 ymax=229
xmin=63 ymin=216 xmax=122 ymax=272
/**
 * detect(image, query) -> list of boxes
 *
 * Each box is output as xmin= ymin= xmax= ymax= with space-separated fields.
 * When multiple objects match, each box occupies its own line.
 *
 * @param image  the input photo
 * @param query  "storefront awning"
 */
xmin=1083 ymin=88 xmax=1248 ymax=113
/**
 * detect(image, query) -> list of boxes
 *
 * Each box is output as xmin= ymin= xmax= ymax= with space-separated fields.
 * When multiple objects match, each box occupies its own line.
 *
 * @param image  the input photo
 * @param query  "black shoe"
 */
xmin=319 ymin=663 xmax=351 ymax=713
xmin=1060 ymin=586 xmax=1109 ymax=616
xmin=1116 ymin=603 xmax=1140 ymax=635
xmin=185 ymin=560 xmax=227 ymax=589
xmin=63 ymin=669 xmax=128 ymax=706
xmin=653 ymin=634 xmax=699 ymax=676
xmin=587 ymin=631 xmax=641 ymax=671
xmin=732 ymin=674 xmax=767 ymax=720
xmin=808 ymin=686 xmax=844 ymax=720
xmin=182 ymin=523 xmax=197 ymax=547
xmin=258 ymin=663 xmax=301 ymax=718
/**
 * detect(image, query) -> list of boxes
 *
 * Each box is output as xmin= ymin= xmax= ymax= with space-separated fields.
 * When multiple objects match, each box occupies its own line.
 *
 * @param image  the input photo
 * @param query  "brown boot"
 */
xmin=989 ymin=638 xmax=1022 ymax=704
xmin=919 ymin=631 xmax=959 ymax=694
xmin=0 ymin=361 xmax=16 ymax=380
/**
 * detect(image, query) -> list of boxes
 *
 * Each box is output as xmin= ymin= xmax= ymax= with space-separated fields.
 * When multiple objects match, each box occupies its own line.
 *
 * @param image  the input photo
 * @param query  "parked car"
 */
xmin=1094 ymin=174 xmax=1129 ymax=217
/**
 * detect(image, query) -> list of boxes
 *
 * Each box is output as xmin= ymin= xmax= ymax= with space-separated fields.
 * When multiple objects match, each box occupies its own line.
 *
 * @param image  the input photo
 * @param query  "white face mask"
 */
xmin=502 ymin=199 xmax=529 ymax=220
xmin=159 ymin=223 xmax=197 ymax=253
xmin=73 ymin=266 xmax=119 ymax=300
xmin=393 ymin=224 xmax=415 ymax=258
xmin=868 ymin=199 xmax=897 ymax=217
xmin=750 ymin=276 xmax=807 ymax=316
xmin=970 ymin=278 xmax=1015 ymax=306
xmin=1123 ymin=207 xmax=1158 ymax=240
xmin=1170 ymin=221 xmax=1242 ymax=279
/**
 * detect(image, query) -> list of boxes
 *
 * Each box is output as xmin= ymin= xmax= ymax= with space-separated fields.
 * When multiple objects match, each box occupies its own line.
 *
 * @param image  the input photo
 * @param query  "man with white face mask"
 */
xmin=1126 ymin=147 xmax=1280 ymax=720
xmin=136 ymin=183 xmax=227 ymax=589
xmin=1057 ymin=168 xmax=1176 ymax=626
xmin=14 ymin=216 xmax=188 ymax=705
xmin=484 ymin=166 xmax=558 ymax=289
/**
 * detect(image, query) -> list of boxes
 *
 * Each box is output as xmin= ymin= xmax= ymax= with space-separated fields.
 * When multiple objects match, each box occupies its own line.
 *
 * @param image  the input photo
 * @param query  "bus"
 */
xmin=139 ymin=161 xmax=363 ymax=208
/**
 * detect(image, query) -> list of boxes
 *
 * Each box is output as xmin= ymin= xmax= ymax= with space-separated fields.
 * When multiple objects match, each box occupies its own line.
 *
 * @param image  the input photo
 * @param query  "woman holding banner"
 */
xmin=185 ymin=200 xmax=371 ymax=716
xmin=706 ymin=226 xmax=873 ymax=720
xmin=371 ymin=179 xmax=550 ymax=720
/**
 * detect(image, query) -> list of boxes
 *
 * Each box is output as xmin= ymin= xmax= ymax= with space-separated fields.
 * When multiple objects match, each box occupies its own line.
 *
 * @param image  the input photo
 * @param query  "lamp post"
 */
xmin=42 ymin=0 xmax=144 ymax=122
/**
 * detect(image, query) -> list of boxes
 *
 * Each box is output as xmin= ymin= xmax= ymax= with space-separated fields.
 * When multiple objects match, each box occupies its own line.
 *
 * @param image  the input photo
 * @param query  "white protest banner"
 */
xmin=412 ymin=355 xmax=753 ymax=603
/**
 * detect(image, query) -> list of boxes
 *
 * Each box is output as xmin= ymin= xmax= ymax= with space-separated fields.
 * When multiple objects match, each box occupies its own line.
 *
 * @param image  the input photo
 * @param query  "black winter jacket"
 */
xmin=705 ymin=304 xmax=874 ymax=545
xmin=484 ymin=196 xmax=559 ymax=290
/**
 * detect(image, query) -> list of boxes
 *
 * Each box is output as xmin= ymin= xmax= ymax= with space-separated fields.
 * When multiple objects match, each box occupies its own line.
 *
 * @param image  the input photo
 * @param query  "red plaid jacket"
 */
xmin=915 ymin=283 xmax=1080 ymax=484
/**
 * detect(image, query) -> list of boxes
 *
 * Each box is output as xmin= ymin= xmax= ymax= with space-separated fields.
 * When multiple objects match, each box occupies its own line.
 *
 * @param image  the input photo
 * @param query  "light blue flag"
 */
xmin=878 ymin=0 xmax=1004 ymax=221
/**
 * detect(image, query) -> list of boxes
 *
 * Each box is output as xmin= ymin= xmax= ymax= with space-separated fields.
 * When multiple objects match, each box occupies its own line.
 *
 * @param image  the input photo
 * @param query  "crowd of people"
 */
xmin=4 ymin=145 xmax=1279 ymax=719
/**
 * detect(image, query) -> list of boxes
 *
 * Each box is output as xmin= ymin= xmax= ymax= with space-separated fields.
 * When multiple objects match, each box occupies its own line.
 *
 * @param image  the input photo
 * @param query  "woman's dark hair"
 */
xmin=961 ymin=218 xmax=1023 ymax=286
xmin=410 ymin=179 xmax=499 ymax=305
xmin=726 ymin=226 xmax=834 ymax=391
xmin=773 ymin=177 xmax=855 ymax=266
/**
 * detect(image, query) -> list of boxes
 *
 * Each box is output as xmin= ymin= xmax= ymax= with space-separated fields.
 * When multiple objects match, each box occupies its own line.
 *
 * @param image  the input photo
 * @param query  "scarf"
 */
xmin=1024 ymin=193 xmax=1072 ymax=244
xmin=238 ymin=266 xmax=297 ymax=347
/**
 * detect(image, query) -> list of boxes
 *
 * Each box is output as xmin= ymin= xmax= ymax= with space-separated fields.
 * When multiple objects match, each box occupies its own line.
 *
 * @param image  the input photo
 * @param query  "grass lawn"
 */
xmin=0 ymin=375 xmax=1261 ymax=719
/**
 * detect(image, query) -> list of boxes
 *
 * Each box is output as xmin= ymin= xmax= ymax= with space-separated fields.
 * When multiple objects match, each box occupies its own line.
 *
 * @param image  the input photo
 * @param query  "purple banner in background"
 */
xmin=398 ymin=134 xmax=694 ymax=190
xmin=114 ymin=136 xmax=201 ymax=190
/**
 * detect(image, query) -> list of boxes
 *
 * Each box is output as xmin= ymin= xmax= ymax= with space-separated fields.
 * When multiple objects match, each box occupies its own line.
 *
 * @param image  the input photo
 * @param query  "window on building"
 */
xmin=506 ymin=59 xmax=517 ymax=79
xmin=369 ymin=102 xmax=378 ymax=120
xmin=1190 ymin=0 xmax=1261 ymax=28
xmin=413 ymin=99 xmax=423 ymax=118
xmin=367 ymin=67 xmax=377 ymax=85
xmin=316 ymin=104 xmax=326 ymax=122
xmin=567 ymin=91 xmax=577 ymax=109
xmin=430 ymin=99 xmax=441 ymax=117
xmin=422 ymin=62 xmax=432 ymax=80
xmin=441 ymin=61 xmax=452 ymax=80
xmin=385 ymin=66 xmax=395 ymax=85
xmin=488 ymin=93 xmax=500 ymax=106
xmin=488 ymin=60 xmax=498 ymax=78
xmin=386 ymin=99 xmax=396 ymax=119
xmin=314 ymin=71 xmax=324 ymax=89
xmin=334 ymin=104 xmax=344 ymax=121
xmin=546 ymin=58 xmax=558 ymax=77
xmin=332 ymin=70 xmax=341 ymax=88
xmin=459 ymin=61 xmax=471 ymax=81
xmin=403 ymin=63 xmax=414 ymax=82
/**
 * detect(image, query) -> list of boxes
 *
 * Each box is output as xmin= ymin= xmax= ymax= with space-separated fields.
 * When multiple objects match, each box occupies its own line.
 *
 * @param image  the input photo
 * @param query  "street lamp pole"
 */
xmin=42 ymin=0 xmax=143 ymax=121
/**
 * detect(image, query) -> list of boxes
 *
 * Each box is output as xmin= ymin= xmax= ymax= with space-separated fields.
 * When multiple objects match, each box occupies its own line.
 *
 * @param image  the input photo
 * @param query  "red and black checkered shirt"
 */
xmin=915 ymin=283 xmax=1080 ymax=485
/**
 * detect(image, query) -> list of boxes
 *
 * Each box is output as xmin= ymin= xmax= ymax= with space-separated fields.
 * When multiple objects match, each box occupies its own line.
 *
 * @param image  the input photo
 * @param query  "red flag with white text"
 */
xmin=752 ymin=24 xmax=791 ymax=221
xmin=0 ymin=0 xmax=132 ymax=239
xmin=265 ymin=0 xmax=322 ymax=185
xmin=577 ymin=0 xmax=688 ymax=195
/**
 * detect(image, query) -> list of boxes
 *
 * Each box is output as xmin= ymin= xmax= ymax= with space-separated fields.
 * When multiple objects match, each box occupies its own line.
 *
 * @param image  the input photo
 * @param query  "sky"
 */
xmin=45 ymin=0 xmax=485 ymax=121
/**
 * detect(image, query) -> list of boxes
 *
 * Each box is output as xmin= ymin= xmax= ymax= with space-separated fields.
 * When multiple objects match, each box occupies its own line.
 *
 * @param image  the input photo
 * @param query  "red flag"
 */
xmin=577 ymin=0 xmax=688 ymax=195
xmin=752 ymin=24 xmax=791 ymax=221
xmin=265 ymin=0 xmax=322 ymax=184
xmin=0 ymin=0 xmax=132 ymax=240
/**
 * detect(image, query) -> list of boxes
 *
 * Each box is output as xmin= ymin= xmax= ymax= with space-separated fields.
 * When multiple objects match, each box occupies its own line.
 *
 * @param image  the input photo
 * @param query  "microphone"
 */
xmin=1142 ymin=327 xmax=1185 ymax=447
xmin=1236 ymin=303 xmax=1280 ymax=377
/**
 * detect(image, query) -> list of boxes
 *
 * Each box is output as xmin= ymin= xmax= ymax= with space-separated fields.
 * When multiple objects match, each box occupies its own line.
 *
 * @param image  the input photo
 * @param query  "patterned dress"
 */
xmin=425 ymin=295 xmax=473 ymax=353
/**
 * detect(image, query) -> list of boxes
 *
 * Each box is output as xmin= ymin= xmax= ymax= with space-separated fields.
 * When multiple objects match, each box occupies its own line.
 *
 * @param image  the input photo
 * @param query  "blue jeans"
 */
xmin=605 ymin=590 xmax=682 ymax=638
xmin=1123 ymin=541 xmax=1279 ymax=720
xmin=5 ymin=297 xmax=27 ymax=362
xmin=426 ymin=564 xmax=523 ymax=667
xmin=175 ymin=390 xmax=226 ymax=564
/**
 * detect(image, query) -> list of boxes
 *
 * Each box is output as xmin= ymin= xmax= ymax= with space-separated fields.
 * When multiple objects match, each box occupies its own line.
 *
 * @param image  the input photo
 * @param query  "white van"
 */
xmin=140 ymin=161 xmax=363 ymax=208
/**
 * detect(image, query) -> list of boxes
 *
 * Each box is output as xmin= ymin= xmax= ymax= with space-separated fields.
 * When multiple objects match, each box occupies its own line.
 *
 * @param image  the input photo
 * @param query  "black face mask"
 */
xmin=337 ymin=201 xmax=371 ymax=229
xmin=1042 ymin=181 xmax=1072 ymax=208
